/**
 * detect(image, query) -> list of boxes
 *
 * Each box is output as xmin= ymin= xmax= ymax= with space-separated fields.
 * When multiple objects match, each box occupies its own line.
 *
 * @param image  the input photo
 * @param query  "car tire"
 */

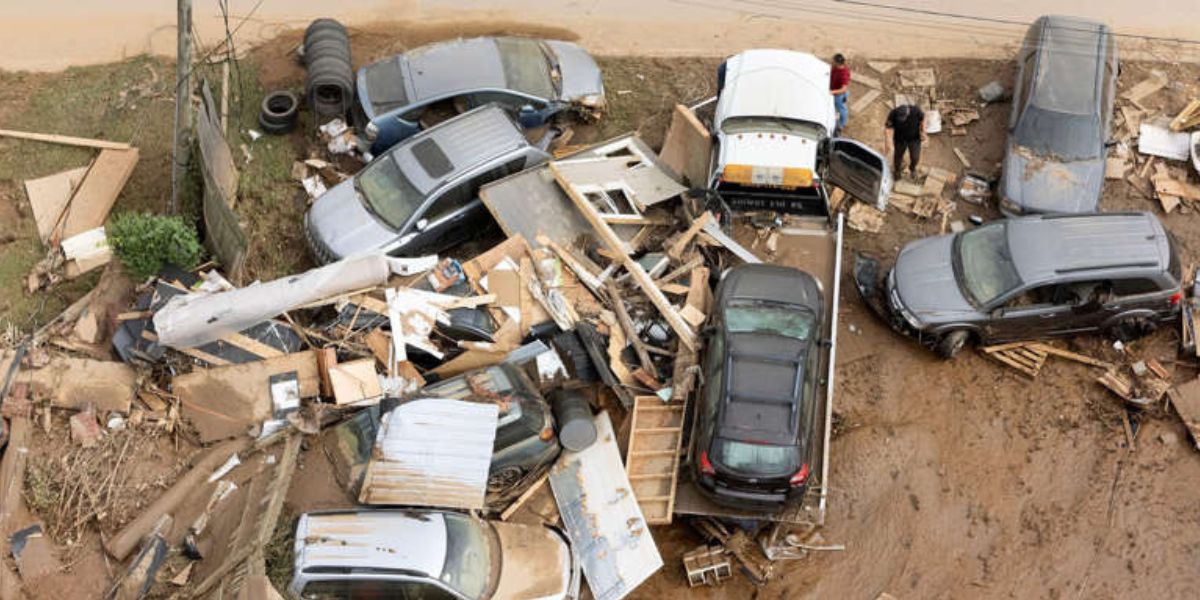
xmin=1109 ymin=316 xmax=1157 ymax=343
xmin=935 ymin=329 xmax=970 ymax=359
xmin=258 ymin=90 xmax=299 ymax=134
xmin=487 ymin=465 xmax=525 ymax=493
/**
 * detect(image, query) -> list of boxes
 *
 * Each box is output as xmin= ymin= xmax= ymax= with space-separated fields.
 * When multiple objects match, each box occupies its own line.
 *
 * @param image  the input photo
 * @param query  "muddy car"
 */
xmin=355 ymin=36 xmax=605 ymax=154
xmin=692 ymin=264 xmax=824 ymax=510
xmin=855 ymin=212 xmax=1182 ymax=358
xmin=304 ymin=104 xmax=551 ymax=264
xmin=324 ymin=363 xmax=560 ymax=496
xmin=999 ymin=15 xmax=1117 ymax=215
xmin=288 ymin=509 xmax=580 ymax=599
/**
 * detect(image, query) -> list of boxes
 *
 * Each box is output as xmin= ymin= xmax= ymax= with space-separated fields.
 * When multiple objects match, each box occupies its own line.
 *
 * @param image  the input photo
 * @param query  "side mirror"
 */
xmin=517 ymin=105 xmax=540 ymax=128
xmin=414 ymin=218 xmax=429 ymax=232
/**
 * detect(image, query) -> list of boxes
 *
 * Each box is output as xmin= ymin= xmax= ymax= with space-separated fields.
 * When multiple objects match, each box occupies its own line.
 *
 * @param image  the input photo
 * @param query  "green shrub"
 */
xmin=107 ymin=212 xmax=203 ymax=279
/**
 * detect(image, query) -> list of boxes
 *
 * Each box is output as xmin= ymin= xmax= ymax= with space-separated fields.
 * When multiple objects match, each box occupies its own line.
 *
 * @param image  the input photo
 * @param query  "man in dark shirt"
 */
xmin=830 ymin=54 xmax=851 ymax=135
xmin=884 ymin=104 xmax=926 ymax=180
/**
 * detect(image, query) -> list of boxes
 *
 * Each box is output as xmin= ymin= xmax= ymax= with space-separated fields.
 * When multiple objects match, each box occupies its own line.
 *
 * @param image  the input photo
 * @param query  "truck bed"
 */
xmin=672 ymin=214 xmax=843 ymax=526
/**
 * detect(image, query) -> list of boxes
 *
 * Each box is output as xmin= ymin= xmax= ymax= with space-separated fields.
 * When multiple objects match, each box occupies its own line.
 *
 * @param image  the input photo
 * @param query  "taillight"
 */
xmin=699 ymin=451 xmax=716 ymax=477
xmin=1170 ymin=291 xmax=1182 ymax=306
xmin=790 ymin=463 xmax=810 ymax=487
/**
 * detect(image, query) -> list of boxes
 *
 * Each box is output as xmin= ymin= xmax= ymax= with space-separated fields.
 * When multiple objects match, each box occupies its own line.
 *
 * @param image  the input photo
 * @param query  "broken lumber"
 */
xmin=1170 ymin=99 xmax=1200 ymax=132
xmin=105 ymin=438 xmax=249 ymax=560
xmin=606 ymin=280 xmax=657 ymax=378
xmin=550 ymin=162 xmax=697 ymax=350
xmin=22 ymin=356 xmax=136 ymax=413
xmin=0 ymin=128 xmax=132 ymax=150
xmin=174 ymin=352 xmax=319 ymax=442
xmin=59 ymin=148 xmax=139 ymax=239
xmin=667 ymin=211 xmax=714 ymax=262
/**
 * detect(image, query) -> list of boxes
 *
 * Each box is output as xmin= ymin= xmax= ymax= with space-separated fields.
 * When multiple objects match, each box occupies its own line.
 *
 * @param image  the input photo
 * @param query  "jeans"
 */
xmin=893 ymin=138 xmax=921 ymax=175
xmin=833 ymin=92 xmax=848 ymax=132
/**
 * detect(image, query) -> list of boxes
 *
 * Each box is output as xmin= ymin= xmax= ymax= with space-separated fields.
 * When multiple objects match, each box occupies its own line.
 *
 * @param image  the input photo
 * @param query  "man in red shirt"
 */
xmin=830 ymin=53 xmax=851 ymax=135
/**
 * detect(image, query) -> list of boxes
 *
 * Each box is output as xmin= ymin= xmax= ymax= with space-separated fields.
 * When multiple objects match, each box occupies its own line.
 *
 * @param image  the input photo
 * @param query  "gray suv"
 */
xmin=855 ymin=212 xmax=1182 ymax=358
xmin=304 ymin=104 xmax=550 ymax=264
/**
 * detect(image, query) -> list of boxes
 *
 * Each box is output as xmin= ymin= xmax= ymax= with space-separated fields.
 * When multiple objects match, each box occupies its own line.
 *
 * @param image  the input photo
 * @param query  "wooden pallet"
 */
xmin=626 ymin=395 xmax=687 ymax=525
xmin=981 ymin=343 xmax=1049 ymax=377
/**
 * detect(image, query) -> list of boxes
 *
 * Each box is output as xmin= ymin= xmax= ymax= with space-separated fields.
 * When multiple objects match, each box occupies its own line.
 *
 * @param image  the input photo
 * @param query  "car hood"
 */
xmin=307 ymin=179 xmax=400 ymax=260
xmin=490 ymin=522 xmax=573 ymax=600
xmin=544 ymin=40 xmax=604 ymax=105
xmin=716 ymin=131 xmax=819 ymax=176
xmin=1002 ymin=144 xmax=1104 ymax=214
xmin=893 ymin=235 xmax=977 ymax=322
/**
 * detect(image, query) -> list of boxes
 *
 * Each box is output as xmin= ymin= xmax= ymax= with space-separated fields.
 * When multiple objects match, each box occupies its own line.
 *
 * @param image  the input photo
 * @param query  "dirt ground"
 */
xmin=2 ymin=19 xmax=1200 ymax=599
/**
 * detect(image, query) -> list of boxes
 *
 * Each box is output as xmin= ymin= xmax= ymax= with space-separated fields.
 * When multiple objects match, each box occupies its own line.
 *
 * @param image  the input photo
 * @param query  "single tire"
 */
xmin=258 ymin=90 xmax=299 ymax=134
xmin=487 ymin=465 xmax=525 ymax=493
xmin=935 ymin=329 xmax=969 ymax=359
xmin=1110 ymin=316 xmax=1157 ymax=343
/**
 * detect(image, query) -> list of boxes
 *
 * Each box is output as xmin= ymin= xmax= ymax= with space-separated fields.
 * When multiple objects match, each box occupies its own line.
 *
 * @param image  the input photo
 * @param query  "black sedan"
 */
xmin=692 ymin=264 xmax=824 ymax=510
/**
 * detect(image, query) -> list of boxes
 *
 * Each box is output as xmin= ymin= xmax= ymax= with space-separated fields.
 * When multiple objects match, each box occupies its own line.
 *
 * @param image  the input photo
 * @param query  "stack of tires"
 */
xmin=303 ymin=19 xmax=354 ymax=120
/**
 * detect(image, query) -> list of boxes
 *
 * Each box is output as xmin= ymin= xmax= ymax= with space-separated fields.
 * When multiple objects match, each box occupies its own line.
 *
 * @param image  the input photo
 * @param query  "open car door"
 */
xmin=826 ymin=138 xmax=892 ymax=209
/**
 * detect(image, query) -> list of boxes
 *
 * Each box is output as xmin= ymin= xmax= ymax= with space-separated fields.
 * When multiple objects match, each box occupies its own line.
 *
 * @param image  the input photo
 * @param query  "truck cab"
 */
xmin=709 ymin=49 xmax=891 ymax=216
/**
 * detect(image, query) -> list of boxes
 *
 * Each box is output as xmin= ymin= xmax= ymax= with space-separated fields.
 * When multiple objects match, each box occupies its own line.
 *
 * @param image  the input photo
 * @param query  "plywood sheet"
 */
xmin=24 ymin=166 xmax=89 ymax=243
xmin=61 ymin=147 xmax=139 ymax=238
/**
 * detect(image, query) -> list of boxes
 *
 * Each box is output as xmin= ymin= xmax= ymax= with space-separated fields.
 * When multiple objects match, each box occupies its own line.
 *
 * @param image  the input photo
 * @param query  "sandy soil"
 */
xmin=3 ymin=1 xmax=1200 ymax=71
xmin=5 ymin=19 xmax=1200 ymax=600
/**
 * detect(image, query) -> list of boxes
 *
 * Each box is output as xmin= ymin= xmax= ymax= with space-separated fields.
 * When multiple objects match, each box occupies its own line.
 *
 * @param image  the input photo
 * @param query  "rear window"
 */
xmin=495 ymin=38 xmax=554 ymax=99
xmin=364 ymin=59 xmax=409 ymax=116
xmin=714 ymin=439 xmax=798 ymax=475
xmin=441 ymin=514 xmax=491 ymax=599
xmin=726 ymin=304 xmax=815 ymax=340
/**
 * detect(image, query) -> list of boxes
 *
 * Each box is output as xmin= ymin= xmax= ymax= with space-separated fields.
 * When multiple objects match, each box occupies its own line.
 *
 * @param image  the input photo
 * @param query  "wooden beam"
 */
xmin=667 ymin=211 xmax=714 ymax=261
xmin=606 ymin=280 xmax=658 ymax=379
xmin=0 ymin=129 xmax=132 ymax=150
xmin=550 ymin=163 xmax=697 ymax=350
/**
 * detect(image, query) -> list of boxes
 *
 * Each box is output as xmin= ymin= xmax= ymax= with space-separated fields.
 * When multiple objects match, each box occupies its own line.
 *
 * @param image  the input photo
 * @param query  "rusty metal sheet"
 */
xmin=549 ymin=411 xmax=662 ymax=600
xmin=359 ymin=399 xmax=499 ymax=509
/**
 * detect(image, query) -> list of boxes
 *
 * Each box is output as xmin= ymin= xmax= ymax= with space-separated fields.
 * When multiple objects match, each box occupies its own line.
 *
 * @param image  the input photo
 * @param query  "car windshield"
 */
xmin=721 ymin=116 xmax=823 ymax=139
xmin=364 ymin=59 xmax=409 ymax=116
xmin=956 ymin=224 xmax=1023 ymax=306
xmin=440 ymin=514 xmax=492 ymax=599
xmin=496 ymin=38 xmax=555 ymax=99
xmin=725 ymin=303 xmax=815 ymax=340
xmin=1014 ymin=106 xmax=1102 ymax=160
xmin=714 ymin=439 xmax=799 ymax=474
xmin=357 ymin=157 xmax=423 ymax=229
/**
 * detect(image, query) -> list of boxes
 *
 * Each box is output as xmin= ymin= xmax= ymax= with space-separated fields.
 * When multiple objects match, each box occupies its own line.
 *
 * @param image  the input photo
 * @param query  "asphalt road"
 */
xmin=1 ymin=0 xmax=1198 ymax=71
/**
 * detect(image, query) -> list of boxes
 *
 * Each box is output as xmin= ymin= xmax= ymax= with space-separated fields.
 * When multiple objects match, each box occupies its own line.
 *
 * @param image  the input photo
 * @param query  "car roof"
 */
xmin=715 ymin=49 xmax=835 ymax=133
xmin=404 ymin=37 xmax=509 ymax=100
xmin=1006 ymin=212 xmax=1171 ymax=284
xmin=1028 ymin=15 xmax=1109 ymax=115
xmin=389 ymin=104 xmax=530 ymax=194
xmin=719 ymin=333 xmax=806 ymax=445
xmin=294 ymin=510 xmax=449 ymax=578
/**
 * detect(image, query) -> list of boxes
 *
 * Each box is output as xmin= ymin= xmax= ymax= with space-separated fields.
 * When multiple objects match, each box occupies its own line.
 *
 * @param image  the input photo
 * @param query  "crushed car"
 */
xmin=288 ymin=509 xmax=580 ymax=599
xmin=855 ymin=212 xmax=1182 ymax=358
xmin=304 ymin=104 xmax=552 ymax=264
xmin=999 ymin=15 xmax=1118 ymax=215
xmin=691 ymin=264 xmax=825 ymax=510
xmin=355 ymin=36 xmax=605 ymax=154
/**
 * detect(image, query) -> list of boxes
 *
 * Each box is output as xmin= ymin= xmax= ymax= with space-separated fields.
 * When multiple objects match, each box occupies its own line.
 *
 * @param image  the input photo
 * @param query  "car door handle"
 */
xmin=1039 ymin=313 xmax=1057 ymax=318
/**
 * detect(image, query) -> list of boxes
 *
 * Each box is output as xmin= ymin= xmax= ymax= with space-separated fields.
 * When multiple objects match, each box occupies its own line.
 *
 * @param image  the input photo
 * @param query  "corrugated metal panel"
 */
xmin=359 ymin=398 xmax=499 ymax=509
xmin=550 ymin=412 xmax=662 ymax=600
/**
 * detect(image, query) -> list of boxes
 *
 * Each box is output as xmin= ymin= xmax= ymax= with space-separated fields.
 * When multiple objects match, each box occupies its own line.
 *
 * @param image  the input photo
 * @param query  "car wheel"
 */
xmin=487 ymin=465 xmax=525 ymax=493
xmin=258 ymin=90 xmax=299 ymax=134
xmin=1110 ymin=316 xmax=1157 ymax=343
xmin=935 ymin=329 xmax=970 ymax=359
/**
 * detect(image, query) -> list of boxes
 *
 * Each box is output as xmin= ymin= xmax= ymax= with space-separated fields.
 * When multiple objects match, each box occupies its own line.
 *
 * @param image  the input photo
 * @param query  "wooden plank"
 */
xmin=659 ymin=104 xmax=714 ymax=187
xmin=952 ymin=147 xmax=972 ymax=169
xmin=1028 ymin=343 xmax=1113 ymax=369
xmin=849 ymin=89 xmax=881 ymax=113
xmin=853 ymin=72 xmax=882 ymax=90
xmin=220 ymin=331 xmax=286 ymax=359
xmin=667 ymin=212 xmax=714 ymax=262
xmin=60 ymin=147 xmax=139 ymax=239
xmin=606 ymin=280 xmax=657 ymax=378
xmin=0 ymin=128 xmax=131 ymax=149
xmin=551 ymin=162 xmax=697 ymax=350
xmin=601 ymin=214 xmax=672 ymax=226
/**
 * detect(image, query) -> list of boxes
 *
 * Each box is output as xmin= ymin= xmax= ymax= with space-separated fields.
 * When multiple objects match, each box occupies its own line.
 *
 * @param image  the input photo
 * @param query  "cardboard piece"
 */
xmin=23 ymin=166 xmax=89 ymax=243
xmin=329 ymin=359 xmax=383 ymax=405
xmin=174 ymin=352 xmax=319 ymax=442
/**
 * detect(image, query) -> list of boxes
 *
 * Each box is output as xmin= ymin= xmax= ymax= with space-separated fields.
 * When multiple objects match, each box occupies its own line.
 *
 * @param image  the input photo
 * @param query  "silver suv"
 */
xmin=304 ymin=104 xmax=550 ymax=264
xmin=855 ymin=212 xmax=1182 ymax=358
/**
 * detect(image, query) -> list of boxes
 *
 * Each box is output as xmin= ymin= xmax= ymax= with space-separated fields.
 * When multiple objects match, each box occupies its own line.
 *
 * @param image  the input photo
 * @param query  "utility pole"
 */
xmin=170 ymin=0 xmax=193 ymax=214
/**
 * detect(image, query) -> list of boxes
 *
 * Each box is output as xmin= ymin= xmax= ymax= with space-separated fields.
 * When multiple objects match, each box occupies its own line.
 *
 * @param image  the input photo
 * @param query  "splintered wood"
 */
xmin=626 ymin=396 xmax=687 ymax=525
xmin=981 ymin=342 xmax=1112 ymax=378
xmin=847 ymin=203 xmax=885 ymax=233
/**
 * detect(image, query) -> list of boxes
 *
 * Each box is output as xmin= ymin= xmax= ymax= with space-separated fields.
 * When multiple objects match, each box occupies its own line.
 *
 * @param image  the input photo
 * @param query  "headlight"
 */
xmin=998 ymin=196 xmax=1022 ymax=215
xmin=364 ymin=122 xmax=379 ymax=141
xmin=887 ymin=271 xmax=922 ymax=329
xmin=579 ymin=94 xmax=605 ymax=108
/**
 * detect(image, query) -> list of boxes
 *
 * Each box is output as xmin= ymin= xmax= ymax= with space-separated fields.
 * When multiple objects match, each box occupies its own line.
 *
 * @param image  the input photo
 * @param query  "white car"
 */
xmin=289 ymin=509 xmax=580 ymax=599
xmin=710 ymin=49 xmax=891 ymax=212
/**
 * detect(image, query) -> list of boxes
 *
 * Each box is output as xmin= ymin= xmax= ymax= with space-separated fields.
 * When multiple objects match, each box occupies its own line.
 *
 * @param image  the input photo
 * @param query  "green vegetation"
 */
xmin=107 ymin=212 xmax=203 ymax=278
